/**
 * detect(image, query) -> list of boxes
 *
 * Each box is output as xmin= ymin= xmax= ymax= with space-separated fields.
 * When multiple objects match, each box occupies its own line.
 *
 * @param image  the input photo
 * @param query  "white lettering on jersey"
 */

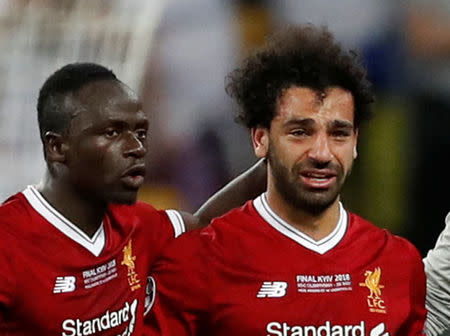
xmin=53 ymin=276 xmax=76 ymax=293
xmin=61 ymin=298 xmax=138 ymax=336
xmin=370 ymin=323 xmax=389 ymax=336
xmin=266 ymin=321 xmax=390 ymax=336
xmin=257 ymin=281 xmax=287 ymax=298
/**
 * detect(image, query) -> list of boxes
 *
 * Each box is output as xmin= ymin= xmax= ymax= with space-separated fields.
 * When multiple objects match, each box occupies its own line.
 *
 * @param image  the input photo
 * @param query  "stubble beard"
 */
xmin=267 ymin=144 xmax=349 ymax=216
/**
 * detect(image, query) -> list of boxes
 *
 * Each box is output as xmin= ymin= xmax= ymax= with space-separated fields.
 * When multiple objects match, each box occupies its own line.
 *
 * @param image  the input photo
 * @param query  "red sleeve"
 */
xmin=0 ymin=223 xmax=17 ymax=323
xmin=146 ymin=230 xmax=211 ymax=336
xmin=133 ymin=202 xmax=184 ymax=254
xmin=397 ymin=243 xmax=427 ymax=335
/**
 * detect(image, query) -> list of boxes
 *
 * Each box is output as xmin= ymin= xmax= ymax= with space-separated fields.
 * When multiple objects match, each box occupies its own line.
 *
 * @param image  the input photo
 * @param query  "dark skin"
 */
xmin=38 ymin=79 xmax=266 ymax=237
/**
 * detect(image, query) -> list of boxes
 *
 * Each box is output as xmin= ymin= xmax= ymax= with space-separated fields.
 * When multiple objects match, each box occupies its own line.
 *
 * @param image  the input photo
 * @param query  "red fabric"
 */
xmin=148 ymin=200 xmax=426 ymax=336
xmin=0 ymin=191 xmax=175 ymax=335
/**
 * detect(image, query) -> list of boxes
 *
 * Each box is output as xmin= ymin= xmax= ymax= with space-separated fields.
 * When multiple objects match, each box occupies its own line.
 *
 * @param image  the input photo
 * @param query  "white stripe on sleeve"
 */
xmin=165 ymin=210 xmax=185 ymax=238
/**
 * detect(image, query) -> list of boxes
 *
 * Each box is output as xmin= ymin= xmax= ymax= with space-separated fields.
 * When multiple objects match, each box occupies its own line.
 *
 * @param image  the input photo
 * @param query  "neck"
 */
xmin=265 ymin=185 xmax=341 ymax=242
xmin=37 ymin=171 xmax=107 ymax=238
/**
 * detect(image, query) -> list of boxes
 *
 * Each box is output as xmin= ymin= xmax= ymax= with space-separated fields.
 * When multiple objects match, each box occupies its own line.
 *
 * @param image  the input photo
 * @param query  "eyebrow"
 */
xmin=330 ymin=120 xmax=354 ymax=129
xmin=283 ymin=118 xmax=354 ymax=129
xmin=101 ymin=117 xmax=149 ymax=127
xmin=283 ymin=118 xmax=315 ymax=128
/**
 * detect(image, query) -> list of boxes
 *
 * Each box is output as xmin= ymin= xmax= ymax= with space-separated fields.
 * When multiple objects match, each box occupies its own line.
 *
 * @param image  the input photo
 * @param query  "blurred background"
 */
xmin=0 ymin=0 xmax=449 ymax=257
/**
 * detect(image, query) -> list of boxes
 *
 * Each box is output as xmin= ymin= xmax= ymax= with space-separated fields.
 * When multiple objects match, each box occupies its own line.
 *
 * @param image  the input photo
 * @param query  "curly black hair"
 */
xmin=37 ymin=62 xmax=118 ymax=142
xmin=226 ymin=25 xmax=374 ymax=129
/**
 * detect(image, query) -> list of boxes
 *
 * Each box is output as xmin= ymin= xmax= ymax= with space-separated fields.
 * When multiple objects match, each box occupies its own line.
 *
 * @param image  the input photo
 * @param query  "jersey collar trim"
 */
xmin=253 ymin=193 xmax=348 ymax=255
xmin=22 ymin=185 xmax=105 ymax=257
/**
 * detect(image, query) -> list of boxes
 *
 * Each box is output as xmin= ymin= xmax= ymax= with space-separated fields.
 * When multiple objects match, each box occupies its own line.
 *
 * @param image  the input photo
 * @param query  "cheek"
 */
xmin=278 ymin=138 xmax=309 ymax=163
xmin=74 ymin=143 xmax=115 ymax=176
xmin=336 ymin=146 xmax=355 ymax=171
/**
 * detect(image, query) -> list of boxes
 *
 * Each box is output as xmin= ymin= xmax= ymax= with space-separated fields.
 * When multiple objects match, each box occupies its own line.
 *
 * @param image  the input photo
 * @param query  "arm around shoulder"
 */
xmin=188 ymin=159 xmax=267 ymax=230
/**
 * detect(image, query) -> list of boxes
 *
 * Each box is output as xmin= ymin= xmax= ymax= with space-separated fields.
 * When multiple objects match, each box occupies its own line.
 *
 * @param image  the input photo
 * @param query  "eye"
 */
xmin=290 ymin=129 xmax=308 ymax=137
xmin=332 ymin=130 xmax=351 ymax=137
xmin=136 ymin=129 xmax=148 ymax=140
xmin=104 ymin=128 xmax=119 ymax=138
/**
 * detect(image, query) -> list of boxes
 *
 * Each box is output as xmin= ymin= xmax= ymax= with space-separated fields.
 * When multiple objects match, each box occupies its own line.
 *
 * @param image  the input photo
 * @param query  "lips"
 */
xmin=121 ymin=164 xmax=146 ymax=189
xmin=299 ymin=169 xmax=337 ymax=189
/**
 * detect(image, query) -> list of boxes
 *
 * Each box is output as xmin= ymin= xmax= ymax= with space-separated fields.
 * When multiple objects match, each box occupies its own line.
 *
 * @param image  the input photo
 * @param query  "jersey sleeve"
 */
xmin=424 ymin=212 xmax=450 ymax=335
xmin=164 ymin=209 xmax=186 ymax=238
xmin=133 ymin=202 xmax=186 ymax=253
xmin=396 ymin=240 xmax=427 ymax=335
xmin=0 ymin=224 xmax=17 ymax=322
xmin=146 ymin=230 xmax=211 ymax=336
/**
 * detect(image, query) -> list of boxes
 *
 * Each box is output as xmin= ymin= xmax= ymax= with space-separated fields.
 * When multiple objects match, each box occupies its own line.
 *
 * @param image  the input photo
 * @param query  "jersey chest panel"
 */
xmin=207 ymin=245 xmax=411 ymax=336
xmin=12 ymin=234 xmax=152 ymax=336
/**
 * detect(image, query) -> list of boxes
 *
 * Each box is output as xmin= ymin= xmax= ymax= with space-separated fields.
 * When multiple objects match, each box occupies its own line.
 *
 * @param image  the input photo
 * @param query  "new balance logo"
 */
xmin=257 ymin=281 xmax=287 ymax=298
xmin=53 ymin=276 xmax=76 ymax=293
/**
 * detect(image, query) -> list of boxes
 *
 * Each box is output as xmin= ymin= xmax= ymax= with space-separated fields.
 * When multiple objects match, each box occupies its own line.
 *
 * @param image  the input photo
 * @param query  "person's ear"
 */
xmin=43 ymin=131 xmax=69 ymax=163
xmin=353 ymin=129 xmax=359 ymax=159
xmin=251 ymin=127 xmax=269 ymax=158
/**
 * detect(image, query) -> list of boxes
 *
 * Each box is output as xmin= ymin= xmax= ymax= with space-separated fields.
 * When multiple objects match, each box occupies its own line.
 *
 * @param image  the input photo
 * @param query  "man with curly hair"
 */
xmin=146 ymin=25 xmax=426 ymax=335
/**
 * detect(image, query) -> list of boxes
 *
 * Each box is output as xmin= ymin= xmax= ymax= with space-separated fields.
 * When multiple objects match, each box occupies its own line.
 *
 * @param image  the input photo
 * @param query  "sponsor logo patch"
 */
xmin=266 ymin=321 xmax=390 ymax=336
xmin=257 ymin=281 xmax=287 ymax=298
xmin=53 ymin=276 xmax=76 ymax=293
xmin=61 ymin=299 xmax=138 ymax=336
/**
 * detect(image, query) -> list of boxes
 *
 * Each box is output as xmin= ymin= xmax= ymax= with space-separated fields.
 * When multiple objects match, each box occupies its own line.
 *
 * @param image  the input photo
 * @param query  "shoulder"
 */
xmin=0 ymin=192 xmax=33 ymax=236
xmin=157 ymin=228 xmax=206 ymax=259
xmin=156 ymin=201 xmax=259 ymax=266
xmin=208 ymin=200 xmax=257 ymax=234
xmin=109 ymin=201 xmax=185 ymax=245
xmin=109 ymin=201 xmax=174 ymax=229
xmin=0 ymin=194 xmax=25 ymax=273
xmin=424 ymin=212 xmax=450 ymax=273
xmin=349 ymin=212 xmax=422 ymax=263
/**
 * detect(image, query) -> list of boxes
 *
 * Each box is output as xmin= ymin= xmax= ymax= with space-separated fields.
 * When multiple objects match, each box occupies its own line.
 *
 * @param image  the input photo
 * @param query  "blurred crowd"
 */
xmin=0 ymin=0 xmax=449 ymax=256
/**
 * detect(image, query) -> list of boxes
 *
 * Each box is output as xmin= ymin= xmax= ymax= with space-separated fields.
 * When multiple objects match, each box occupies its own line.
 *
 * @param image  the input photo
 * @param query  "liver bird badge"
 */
xmin=359 ymin=267 xmax=386 ymax=313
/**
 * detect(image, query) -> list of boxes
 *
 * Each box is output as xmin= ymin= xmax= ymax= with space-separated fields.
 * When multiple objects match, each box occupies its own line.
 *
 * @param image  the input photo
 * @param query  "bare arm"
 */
xmin=180 ymin=159 xmax=267 ymax=231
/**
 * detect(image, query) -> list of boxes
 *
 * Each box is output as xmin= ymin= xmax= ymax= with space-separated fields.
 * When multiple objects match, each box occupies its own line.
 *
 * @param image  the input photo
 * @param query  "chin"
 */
xmin=298 ymin=197 xmax=337 ymax=215
xmin=284 ymin=188 xmax=340 ymax=215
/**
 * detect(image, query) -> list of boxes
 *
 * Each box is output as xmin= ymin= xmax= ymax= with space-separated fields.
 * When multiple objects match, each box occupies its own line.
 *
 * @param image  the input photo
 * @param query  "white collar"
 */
xmin=253 ymin=193 xmax=348 ymax=255
xmin=22 ymin=185 xmax=105 ymax=257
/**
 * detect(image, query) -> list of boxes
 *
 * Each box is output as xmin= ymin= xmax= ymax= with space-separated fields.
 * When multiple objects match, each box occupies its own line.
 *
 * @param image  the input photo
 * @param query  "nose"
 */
xmin=123 ymin=131 xmax=147 ymax=158
xmin=308 ymin=132 xmax=333 ymax=163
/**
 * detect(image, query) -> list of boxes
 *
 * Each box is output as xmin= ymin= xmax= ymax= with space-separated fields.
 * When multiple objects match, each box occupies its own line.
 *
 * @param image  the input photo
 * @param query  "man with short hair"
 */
xmin=146 ymin=25 xmax=426 ymax=335
xmin=0 ymin=63 xmax=265 ymax=335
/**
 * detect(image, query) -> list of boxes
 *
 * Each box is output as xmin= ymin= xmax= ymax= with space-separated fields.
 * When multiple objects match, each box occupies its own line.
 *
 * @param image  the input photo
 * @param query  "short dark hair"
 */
xmin=37 ymin=62 xmax=118 ymax=141
xmin=226 ymin=25 xmax=375 ymax=129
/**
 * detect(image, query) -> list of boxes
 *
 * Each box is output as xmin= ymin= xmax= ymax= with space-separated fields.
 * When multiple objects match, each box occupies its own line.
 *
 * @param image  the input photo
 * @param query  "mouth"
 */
xmin=121 ymin=164 xmax=146 ymax=189
xmin=299 ymin=169 xmax=337 ymax=189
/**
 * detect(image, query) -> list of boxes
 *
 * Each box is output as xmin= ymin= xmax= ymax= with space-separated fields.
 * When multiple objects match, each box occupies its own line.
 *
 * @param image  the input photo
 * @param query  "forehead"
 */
xmin=276 ymin=86 xmax=355 ymax=125
xmin=69 ymin=80 xmax=144 ymax=126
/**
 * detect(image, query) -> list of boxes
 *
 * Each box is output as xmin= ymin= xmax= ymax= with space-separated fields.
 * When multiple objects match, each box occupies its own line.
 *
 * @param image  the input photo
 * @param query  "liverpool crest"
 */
xmin=359 ymin=267 xmax=386 ymax=314
xmin=122 ymin=239 xmax=141 ymax=291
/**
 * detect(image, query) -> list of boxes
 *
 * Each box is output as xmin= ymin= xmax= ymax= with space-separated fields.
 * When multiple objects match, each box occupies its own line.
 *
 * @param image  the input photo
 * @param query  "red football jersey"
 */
xmin=148 ymin=193 xmax=426 ymax=336
xmin=0 ymin=185 xmax=185 ymax=335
